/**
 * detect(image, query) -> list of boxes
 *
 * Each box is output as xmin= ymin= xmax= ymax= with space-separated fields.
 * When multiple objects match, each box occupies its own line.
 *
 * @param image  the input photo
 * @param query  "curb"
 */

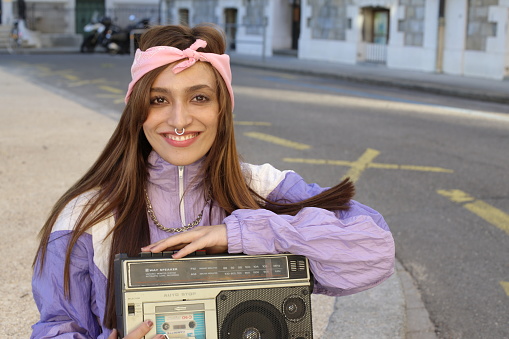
xmin=229 ymin=58 xmax=509 ymax=106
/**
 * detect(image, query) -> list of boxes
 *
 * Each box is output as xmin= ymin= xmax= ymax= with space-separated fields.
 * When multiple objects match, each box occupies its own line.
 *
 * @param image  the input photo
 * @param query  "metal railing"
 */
xmin=360 ymin=42 xmax=387 ymax=64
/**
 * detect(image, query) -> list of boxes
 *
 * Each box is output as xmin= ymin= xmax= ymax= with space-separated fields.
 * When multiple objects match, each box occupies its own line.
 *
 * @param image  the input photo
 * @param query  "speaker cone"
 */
xmin=220 ymin=300 xmax=289 ymax=339
xmin=282 ymin=296 xmax=307 ymax=321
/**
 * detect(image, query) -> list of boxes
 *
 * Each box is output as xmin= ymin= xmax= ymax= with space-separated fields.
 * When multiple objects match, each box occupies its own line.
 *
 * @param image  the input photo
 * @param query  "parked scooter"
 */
xmin=80 ymin=16 xmax=112 ymax=53
xmin=105 ymin=16 xmax=151 ymax=55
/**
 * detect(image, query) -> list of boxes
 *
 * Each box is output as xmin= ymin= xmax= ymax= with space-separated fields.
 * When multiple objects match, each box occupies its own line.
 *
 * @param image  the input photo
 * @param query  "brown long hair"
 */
xmin=34 ymin=24 xmax=354 ymax=330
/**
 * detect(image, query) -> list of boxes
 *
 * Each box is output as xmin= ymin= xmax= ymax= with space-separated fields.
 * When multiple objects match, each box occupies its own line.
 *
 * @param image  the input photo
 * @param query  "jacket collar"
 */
xmin=147 ymin=151 xmax=205 ymax=192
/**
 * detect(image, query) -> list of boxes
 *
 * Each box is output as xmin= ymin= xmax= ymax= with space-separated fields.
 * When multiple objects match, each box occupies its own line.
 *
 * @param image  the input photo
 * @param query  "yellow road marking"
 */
xmin=96 ymin=94 xmax=125 ymax=104
xmin=500 ymin=282 xmax=509 ymax=296
xmin=244 ymin=132 xmax=311 ymax=150
xmin=99 ymin=85 xmax=124 ymax=94
xmin=35 ymin=65 xmax=52 ymax=74
xmin=284 ymin=148 xmax=453 ymax=183
xmin=369 ymin=163 xmax=453 ymax=173
xmin=437 ymin=189 xmax=509 ymax=235
xmin=68 ymin=79 xmax=109 ymax=87
xmin=283 ymin=158 xmax=352 ymax=166
xmin=62 ymin=74 xmax=79 ymax=81
xmin=342 ymin=148 xmax=380 ymax=182
xmin=234 ymin=121 xmax=272 ymax=126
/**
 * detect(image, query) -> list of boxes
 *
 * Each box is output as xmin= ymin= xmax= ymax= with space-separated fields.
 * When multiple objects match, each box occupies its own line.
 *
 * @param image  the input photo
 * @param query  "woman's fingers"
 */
xmin=141 ymin=225 xmax=228 ymax=257
xmin=141 ymin=231 xmax=195 ymax=252
xmin=108 ymin=320 xmax=165 ymax=339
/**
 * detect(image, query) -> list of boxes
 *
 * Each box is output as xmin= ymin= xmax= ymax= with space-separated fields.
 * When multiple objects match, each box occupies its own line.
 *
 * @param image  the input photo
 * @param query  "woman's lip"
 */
xmin=163 ymin=132 xmax=200 ymax=147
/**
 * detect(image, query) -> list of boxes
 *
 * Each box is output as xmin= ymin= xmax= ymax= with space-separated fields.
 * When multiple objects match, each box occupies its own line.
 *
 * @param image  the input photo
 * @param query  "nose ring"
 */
xmin=175 ymin=128 xmax=185 ymax=136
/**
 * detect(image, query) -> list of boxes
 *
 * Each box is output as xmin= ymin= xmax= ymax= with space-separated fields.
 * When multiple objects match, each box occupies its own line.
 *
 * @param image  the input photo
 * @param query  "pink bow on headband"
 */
xmin=125 ymin=39 xmax=234 ymax=110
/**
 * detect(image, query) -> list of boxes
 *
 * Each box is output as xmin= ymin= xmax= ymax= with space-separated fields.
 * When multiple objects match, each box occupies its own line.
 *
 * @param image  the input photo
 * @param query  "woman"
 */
xmin=32 ymin=24 xmax=395 ymax=339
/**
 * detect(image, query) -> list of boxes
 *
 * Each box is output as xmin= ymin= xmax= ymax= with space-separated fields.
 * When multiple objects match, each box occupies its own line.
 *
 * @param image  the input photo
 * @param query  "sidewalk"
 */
xmin=229 ymin=52 xmax=509 ymax=106
xmin=0 ymin=49 xmax=471 ymax=339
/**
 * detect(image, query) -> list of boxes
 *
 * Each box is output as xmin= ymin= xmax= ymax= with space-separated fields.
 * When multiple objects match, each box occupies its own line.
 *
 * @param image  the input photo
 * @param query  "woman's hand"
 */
xmin=107 ymin=320 xmax=165 ymax=339
xmin=141 ymin=224 xmax=228 ymax=259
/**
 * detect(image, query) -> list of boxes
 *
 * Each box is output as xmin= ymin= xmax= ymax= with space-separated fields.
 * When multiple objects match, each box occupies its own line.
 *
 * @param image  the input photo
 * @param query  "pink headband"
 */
xmin=125 ymin=39 xmax=234 ymax=110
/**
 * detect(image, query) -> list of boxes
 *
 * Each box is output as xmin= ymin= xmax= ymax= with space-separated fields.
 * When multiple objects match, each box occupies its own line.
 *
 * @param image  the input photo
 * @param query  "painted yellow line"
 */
xmin=369 ymin=163 xmax=453 ymax=173
xmin=437 ymin=189 xmax=509 ymax=235
xmin=244 ymin=132 xmax=311 ymax=150
xmin=234 ymin=121 xmax=272 ymax=126
xmin=96 ymin=94 xmax=125 ymax=104
xmin=500 ymin=281 xmax=509 ymax=297
xmin=62 ymin=74 xmax=79 ymax=81
xmin=284 ymin=158 xmax=352 ymax=166
xmin=284 ymin=148 xmax=453 ymax=183
xmin=35 ymin=65 xmax=52 ymax=73
xmin=99 ymin=85 xmax=124 ymax=94
xmin=343 ymin=148 xmax=380 ymax=182
xmin=68 ymin=79 xmax=108 ymax=87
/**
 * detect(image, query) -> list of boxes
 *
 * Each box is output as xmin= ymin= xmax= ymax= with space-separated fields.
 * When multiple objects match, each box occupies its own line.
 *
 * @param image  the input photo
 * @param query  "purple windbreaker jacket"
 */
xmin=32 ymin=151 xmax=395 ymax=338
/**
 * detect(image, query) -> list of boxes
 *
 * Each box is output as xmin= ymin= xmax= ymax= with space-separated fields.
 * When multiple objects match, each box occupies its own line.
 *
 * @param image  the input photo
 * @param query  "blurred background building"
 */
xmin=1 ymin=0 xmax=508 ymax=80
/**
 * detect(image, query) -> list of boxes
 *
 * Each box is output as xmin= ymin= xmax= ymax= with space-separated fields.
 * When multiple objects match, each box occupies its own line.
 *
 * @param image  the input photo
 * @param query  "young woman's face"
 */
xmin=143 ymin=62 xmax=220 ymax=166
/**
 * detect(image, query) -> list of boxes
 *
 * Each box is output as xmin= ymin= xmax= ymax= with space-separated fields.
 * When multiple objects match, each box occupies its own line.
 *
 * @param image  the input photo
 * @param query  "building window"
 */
xmin=309 ymin=0 xmax=348 ymax=41
xmin=397 ymin=0 xmax=425 ymax=47
xmin=465 ymin=0 xmax=498 ymax=51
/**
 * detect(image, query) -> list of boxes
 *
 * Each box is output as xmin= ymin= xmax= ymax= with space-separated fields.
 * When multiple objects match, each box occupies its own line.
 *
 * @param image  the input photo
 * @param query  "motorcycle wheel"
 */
xmin=80 ymin=35 xmax=96 ymax=53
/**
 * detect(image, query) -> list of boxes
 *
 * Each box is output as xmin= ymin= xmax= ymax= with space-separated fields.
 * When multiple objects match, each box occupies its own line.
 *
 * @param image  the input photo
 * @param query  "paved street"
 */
xmin=1 ymin=52 xmax=508 ymax=338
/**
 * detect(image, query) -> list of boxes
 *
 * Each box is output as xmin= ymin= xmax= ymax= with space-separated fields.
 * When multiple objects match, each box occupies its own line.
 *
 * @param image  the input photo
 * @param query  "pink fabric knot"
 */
xmin=173 ymin=39 xmax=208 ymax=73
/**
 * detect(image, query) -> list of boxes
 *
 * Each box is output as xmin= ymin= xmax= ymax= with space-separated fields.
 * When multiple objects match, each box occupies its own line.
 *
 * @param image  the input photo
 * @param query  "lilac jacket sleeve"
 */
xmin=31 ymin=230 xmax=112 ymax=339
xmin=224 ymin=164 xmax=395 ymax=296
xmin=31 ymin=192 xmax=112 ymax=339
xmin=32 ymin=232 xmax=99 ymax=338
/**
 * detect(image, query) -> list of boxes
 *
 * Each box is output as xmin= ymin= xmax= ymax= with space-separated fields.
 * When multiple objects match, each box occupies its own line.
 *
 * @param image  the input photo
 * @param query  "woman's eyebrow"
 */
xmin=186 ymin=84 xmax=214 ymax=93
xmin=150 ymin=87 xmax=169 ymax=94
xmin=150 ymin=84 xmax=214 ymax=94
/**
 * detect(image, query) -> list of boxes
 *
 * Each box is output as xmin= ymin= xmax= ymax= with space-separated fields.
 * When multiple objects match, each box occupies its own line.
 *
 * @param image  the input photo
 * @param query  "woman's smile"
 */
xmin=163 ymin=131 xmax=200 ymax=146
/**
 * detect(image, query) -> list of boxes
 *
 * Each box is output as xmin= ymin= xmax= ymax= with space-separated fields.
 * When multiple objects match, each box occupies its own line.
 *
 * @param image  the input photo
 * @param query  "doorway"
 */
xmin=76 ymin=0 xmax=105 ymax=34
xmin=224 ymin=8 xmax=237 ymax=50
xmin=360 ymin=6 xmax=390 ymax=63
xmin=291 ymin=0 xmax=300 ymax=50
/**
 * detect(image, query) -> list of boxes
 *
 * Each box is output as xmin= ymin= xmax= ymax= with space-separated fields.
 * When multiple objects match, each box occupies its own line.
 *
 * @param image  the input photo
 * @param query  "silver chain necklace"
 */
xmin=144 ymin=189 xmax=209 ymax=233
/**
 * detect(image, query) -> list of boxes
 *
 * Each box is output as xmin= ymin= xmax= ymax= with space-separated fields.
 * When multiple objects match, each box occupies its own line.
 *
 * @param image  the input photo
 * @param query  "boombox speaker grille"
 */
xmin=217 ymin=286 xmax=313 ymax=339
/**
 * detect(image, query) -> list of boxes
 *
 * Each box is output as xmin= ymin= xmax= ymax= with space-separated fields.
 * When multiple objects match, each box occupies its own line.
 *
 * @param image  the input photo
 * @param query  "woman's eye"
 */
xmin=192 ymin=95 xmax=208 ymax=102
xmin=151 ymin=97 xmax=167 ymax=104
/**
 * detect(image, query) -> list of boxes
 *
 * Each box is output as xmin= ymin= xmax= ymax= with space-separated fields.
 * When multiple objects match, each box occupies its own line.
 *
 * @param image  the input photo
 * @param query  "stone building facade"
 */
xmin=1 ymin=0 xmax=508 ymax=79
xmin=299 ymin=0 xmax=509 ymax=80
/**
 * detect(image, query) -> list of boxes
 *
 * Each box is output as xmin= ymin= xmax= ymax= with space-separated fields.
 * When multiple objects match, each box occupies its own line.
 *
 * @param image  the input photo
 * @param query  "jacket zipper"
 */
xmin=178 ymin=166 xmax=186 ymax=226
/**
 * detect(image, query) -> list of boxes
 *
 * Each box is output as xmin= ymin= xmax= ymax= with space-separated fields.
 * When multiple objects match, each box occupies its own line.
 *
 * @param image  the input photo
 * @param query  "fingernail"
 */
xmin=145 ymin=320 xmax=153 ymax=327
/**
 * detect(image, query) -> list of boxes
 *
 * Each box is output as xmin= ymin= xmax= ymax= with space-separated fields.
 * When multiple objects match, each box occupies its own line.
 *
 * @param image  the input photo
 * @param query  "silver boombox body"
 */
xmin=114 ymin=252 xmax=314 ymax=339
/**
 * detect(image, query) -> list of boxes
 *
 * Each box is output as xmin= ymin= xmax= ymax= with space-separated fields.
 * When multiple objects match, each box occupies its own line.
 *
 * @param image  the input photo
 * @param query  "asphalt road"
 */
xmin=2 ymin=53 xmax=509 ymax=338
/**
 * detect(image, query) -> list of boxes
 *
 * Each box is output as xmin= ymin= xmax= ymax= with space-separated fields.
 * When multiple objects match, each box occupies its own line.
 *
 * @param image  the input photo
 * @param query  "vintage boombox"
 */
xmin=114 ymin=252 xmax=314 ymax=339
